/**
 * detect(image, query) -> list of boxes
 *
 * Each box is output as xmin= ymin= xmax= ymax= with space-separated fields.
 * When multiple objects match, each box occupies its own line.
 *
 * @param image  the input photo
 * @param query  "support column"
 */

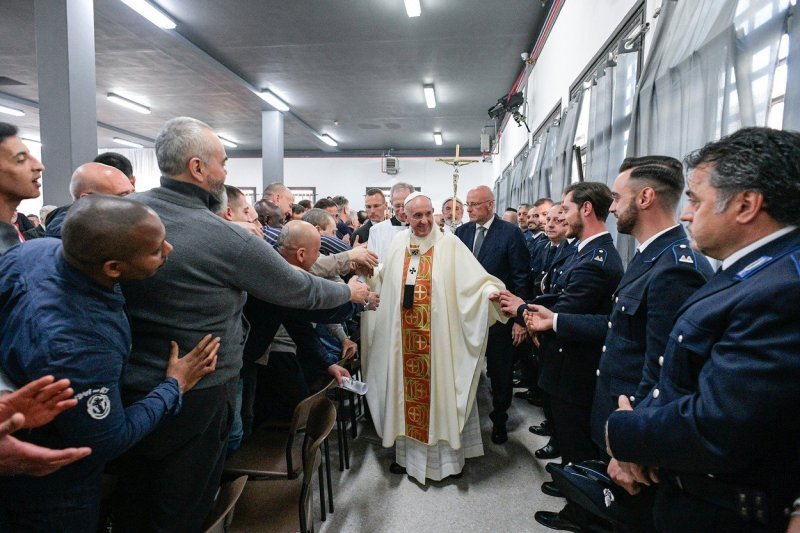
xmin=34 ymin=0 xmax=98 ymax=206
xmin=261 ymin=110 xmax=284 ymax=191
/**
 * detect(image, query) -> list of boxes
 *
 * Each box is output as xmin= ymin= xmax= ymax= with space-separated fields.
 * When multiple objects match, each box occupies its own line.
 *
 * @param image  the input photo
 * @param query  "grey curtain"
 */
xmin=531 ymin=121 xmax=560 ymax=202
xmin=551 ymin=92 xmax=584 ymax=199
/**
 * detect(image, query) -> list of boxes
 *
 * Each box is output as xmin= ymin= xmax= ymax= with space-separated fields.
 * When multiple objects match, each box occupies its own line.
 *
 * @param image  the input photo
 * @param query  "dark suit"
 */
xmin=353 ymin=219 xmax=373 ymax=244
xmin=456 ymin=215 xmax=530 ymax=426
xmin=608 ymin=228 xmax=800 ymax=532
xmin=538 ymin=233 xmax=623 ymax=464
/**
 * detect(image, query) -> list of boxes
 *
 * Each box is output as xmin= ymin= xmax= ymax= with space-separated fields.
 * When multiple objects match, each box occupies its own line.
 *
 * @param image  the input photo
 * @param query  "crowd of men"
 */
xmin=0 ymin=116 xmax=798 ymax=533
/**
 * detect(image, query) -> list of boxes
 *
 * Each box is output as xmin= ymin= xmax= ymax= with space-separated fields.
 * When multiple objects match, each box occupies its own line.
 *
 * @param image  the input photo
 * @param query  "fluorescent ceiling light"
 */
xmin=21 ymin=137 xmax=41 ymax=148
xmin=404 ymin=0 xmax=421 ymax=17
xmin=107 ymin=92 xmax=151 ymax=114
xmin=113 ymin=137 xmax=144 ymax=149
xmin=318 ymin=134 xmax=338 ymax=147
xmin=218 ymin=135 xmax=238 ymax=148
xmin=433 ymin=132 xmax=443 ymax=145
xmin=423 ymin=84 xmax=436 ymax=108
xmin=257 ymin=90 xmax=290 ymax=112
xmin=119 ymin=0 xmax=177 ymax=29
xmin=0 ymin=104 xmax=25 ymax=117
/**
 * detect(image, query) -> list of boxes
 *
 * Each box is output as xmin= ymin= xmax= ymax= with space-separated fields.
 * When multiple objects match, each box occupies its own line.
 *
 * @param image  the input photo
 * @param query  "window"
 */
xmin=288 ymin=187 xmax=316 ymax=204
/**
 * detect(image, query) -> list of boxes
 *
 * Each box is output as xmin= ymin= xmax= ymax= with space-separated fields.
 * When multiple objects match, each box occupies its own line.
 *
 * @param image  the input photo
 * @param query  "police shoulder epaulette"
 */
xmin=792 ymin=252 xmax=800 ymax=280
xmin=734 ymin=245 xmax=800 ymax=280
xmin=670 ymin=241 xmax=698 ymax=269
xmin=590 ymin=248 xmax=607 ymax=264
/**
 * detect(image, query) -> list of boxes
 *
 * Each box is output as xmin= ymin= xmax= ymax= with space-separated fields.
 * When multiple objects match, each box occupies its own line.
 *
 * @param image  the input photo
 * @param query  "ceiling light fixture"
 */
xmin=218 ymin=135 xmax=238 ymax=148
xmin=423 ymin=84 xmax=436 ymax=108
xmin=433 ymin=132 xmax=443 ymax=145
xmin=113 ymin=137 xmax=144 ymax=149
xmin=119 ymin=0 xmax=177 ymax=29
xmin=404 ymin=0 xmax=421 ymax=17
xmin=318 ymin=134 xmax=338 ymax=147
xmin=257 ymin=90 xmax=290 ymax=112
xmin=21 ymin=137 xmax=41 ymax=148
xmin=0 ymin=104 xmax=25 ymax=117
xmin=107 ymin=92 xmax=151 ymax=114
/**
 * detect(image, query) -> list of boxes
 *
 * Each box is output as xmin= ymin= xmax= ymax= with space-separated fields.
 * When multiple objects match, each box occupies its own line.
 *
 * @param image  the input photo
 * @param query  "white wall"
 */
xmin=226 ymin=155 xmax=495 ymax=212
xmin=492 ymin=0 xmax=648 ymax=181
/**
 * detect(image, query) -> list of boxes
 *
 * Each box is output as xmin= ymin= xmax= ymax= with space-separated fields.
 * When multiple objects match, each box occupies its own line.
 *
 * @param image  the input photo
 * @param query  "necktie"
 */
xmin=473 ymin=226 xmax=486 ymax=257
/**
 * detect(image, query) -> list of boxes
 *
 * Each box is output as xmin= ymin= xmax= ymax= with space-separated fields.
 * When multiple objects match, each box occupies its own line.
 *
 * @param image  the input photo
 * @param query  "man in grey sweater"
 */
xmin=113 ymin=116 xmax=369 ymax=532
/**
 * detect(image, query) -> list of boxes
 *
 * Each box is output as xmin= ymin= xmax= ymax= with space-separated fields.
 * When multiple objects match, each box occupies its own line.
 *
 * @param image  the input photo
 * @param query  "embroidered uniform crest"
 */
xmin=678 ymin=255 xmax=694 ymax=264
xmin=593 ymin=249 xmax=606 ymax=263
xmin=87 ymin=394 xmax=111 ymax=420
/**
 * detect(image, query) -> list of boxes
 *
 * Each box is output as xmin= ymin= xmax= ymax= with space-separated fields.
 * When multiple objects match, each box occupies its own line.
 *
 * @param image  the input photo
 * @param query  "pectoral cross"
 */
xmin=436 ymin=144 xmax=479 ymax=227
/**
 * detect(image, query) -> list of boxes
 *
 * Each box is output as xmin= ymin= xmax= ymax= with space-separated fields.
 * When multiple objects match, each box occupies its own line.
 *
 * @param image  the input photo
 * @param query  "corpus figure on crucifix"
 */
xmin=362 ymin=192 xmax=507 ymax=483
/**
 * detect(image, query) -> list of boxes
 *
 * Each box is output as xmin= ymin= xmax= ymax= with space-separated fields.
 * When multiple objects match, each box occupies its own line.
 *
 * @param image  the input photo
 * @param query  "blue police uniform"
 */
xmin=0 ymin=239 xmax=182 ymax=532
xmin=536 ymin=233 xmax=624 ymax=463
xmin=557 ymin=225 xmax=713 ymax=449
xmin=608 ymin=228 xmax=800 ymax=532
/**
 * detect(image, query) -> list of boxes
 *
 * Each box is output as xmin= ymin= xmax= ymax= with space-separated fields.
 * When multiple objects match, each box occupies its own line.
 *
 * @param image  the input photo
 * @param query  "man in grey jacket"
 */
xmin=113 ymin=116 xmax=369 ymax=532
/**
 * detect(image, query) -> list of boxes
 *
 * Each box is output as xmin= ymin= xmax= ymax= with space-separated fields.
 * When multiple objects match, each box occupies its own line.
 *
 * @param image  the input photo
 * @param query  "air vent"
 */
xmin=382 ymin=156 xmax=399 ymax=175
xmin=0 ymin=76 xmax=25 ymax=86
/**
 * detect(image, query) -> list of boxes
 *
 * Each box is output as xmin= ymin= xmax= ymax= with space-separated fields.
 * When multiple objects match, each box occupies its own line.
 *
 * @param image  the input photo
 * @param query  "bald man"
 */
xmin=364 ymin=193 xmax=507 ymax=483
xmin=456 ymin=185 xmax=530 ymax=444
xmin=262 ymin=182 xmax=295 ymax=222
xmin=45 ymin=163 xmax=135 ymax=239
xmin=0 ymin=195 xmax=218 ymax=531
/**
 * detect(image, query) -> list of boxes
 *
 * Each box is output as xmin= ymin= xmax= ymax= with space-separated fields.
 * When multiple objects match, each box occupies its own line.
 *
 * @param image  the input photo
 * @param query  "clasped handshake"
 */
xmin=489 ymin=290 xmax=554 ymax=347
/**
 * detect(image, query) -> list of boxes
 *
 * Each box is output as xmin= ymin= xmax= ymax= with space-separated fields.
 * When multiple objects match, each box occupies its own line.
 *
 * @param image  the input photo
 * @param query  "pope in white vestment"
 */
xmin=363 ymin=193 xmax=507 ymax=483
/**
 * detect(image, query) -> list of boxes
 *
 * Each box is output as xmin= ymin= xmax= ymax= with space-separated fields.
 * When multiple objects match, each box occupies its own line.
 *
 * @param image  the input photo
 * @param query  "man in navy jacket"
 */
xmin=456 ymin=185 xmax=530 ymax=444
xmin=607 ymin=128 xmax=800 ymax=532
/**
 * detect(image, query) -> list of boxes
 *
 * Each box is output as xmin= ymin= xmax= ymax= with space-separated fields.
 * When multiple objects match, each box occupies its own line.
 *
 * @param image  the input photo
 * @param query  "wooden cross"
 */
xmin=436 ymin=144 xmax=479 ymax=229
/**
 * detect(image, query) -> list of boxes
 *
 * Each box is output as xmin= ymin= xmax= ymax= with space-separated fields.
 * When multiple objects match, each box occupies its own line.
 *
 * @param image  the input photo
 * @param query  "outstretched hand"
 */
xmin=166 ymin=335 xmax=220 ymax=393
xmin=523 ymin=304 xmax=554 ymax=333
xmin=0 ymin=375 xmax=78 ymax=429
xmin=0 ymin=431 xmax=91 ymax=477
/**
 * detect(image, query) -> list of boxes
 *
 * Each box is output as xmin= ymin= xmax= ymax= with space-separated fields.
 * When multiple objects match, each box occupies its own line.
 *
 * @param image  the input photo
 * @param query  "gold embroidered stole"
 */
xmin=400 ymin=244 xmax=434 ymax=443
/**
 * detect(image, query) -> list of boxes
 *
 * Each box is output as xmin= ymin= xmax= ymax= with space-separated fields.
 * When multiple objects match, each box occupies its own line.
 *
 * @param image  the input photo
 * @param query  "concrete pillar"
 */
xmin=35 ymin=0 xmax=98 ymax=206
xmin=261 ymin=110 xmax=284 ymax=191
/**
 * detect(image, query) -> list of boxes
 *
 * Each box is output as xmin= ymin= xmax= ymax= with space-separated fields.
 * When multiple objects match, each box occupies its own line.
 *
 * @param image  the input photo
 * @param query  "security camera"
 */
xmin=521 ymin=52 xmax=530 ymax=62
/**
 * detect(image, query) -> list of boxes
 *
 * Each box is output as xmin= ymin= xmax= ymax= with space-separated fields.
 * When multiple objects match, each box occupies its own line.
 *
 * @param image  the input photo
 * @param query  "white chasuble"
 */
xmin=363 ymin=228 xmax=507 ymax=482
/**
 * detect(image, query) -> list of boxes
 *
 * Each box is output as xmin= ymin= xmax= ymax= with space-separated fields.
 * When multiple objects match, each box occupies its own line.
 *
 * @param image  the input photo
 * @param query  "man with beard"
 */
xmin=524 ymin=157 xmax=713 ymax=531
xmin=111 ymin=117 xmax=368 ymax=532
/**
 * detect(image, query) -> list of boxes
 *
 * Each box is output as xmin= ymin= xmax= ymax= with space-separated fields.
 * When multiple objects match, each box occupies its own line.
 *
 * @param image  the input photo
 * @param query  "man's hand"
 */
xmin=0 ymin=431 xmax=91 ymax=477
xmin=232 ymin=221 xmax=264 ymax=239
xmin=608 ymin=458 xmax=640 ymax=495
xmin=0 ymin=375 xmax=78 ymax=429
xmin=511 ymin=323 xmax=528 ymax=346
xmin=0 ymin=412 xmax=24 ymax=439
xmin=342 ymin=233 xmax=351 ymax=245
xmin=524 ymin=304 xmax=554 ymax=333
xmin=606 ymin=395 xmax=660 ymax=490
xmin=348 ymin=246 xmax=379 ymax=269
xmin=347 ymin=277 xmax=369 ymax=304
xmin=787 ymin=512 xmax=800 ymax=533
xmin=327 ymin=364 xmax=351 ymax=386
xmin=341 ymin=339 xmax=358 ymax=360
xmin=166 ymin=335 xmax=220 ymax=394
xmin=497 ymin=292 xmax=526 ymax=317
xmin=366 ymin=291 xmax=380 ymax=310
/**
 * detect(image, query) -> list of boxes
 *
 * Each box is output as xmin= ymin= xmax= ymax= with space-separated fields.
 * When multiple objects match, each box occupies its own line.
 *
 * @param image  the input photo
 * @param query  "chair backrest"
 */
xmin=202 ymin=475 xmax=248 ymax=533
xmin=297 ymin=396 xmax=337 ymax=533
xmin=285 ymin=380 xmax=337 ymax=475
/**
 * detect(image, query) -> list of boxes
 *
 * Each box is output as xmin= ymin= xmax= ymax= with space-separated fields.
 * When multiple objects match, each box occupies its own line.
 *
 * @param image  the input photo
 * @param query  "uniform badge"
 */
xmin=603 ymin=488 xmax=615 ymax=507
xmin=87 ymin=393 xmax=111 ymax=420
xmin=678 ymin=255 xmax=694 ymax=264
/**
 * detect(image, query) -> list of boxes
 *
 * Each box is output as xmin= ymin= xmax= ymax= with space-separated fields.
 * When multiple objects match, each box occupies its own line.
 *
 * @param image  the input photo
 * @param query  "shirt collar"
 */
xmin=721 ymin=226 xmax=797 ymax=271
xmin=637 ymin=224 xmax=680 ymax=253
xmin=577 ymin=231 xmax=609 ymax=252
xmin=160 ymin=176 xmax=222 ymax=213
xmin=476 ymin=215 xmax=494 ymax=232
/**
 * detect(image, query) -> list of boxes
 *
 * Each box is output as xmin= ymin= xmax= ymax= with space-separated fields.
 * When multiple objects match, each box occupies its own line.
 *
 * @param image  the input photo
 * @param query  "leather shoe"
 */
xmin=534 ymin=510 xmax=582 ymax=532
xmin=514 ymin=388 xmax=531 ymax=399
xmin=389 ymin=462 xmax=406 ymax=475
xmin=529 ymin=420 xmax=553 ymax=436
xmin=541 ymin=481 xmax=564 ymax=498
xmin=491 ymin=424 xmax=508 ymax=444
xmin=535 ymin=443 xmax=560 ymax=459
xmin=512 ymin=378 xmax=530 ymax=388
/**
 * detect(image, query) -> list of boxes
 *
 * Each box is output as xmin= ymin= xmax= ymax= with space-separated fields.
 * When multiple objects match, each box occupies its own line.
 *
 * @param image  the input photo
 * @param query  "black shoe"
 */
xmin=491 ymin=424 xmax=508 ymax=444
xmin=529 ymin=421 xmax=553 ymax=437
xmin=527 ymin=394 xmax=546 ymax=407
xmin=541 ymin=481 xmax=564 ymax=498
xmin=389 ymin=462 xmax=406 ymax=475
xmin=512 ymin=378 xmax=530 ymax=388
xmin=535 ymin=443 xmax=560 ymax=459
xmin=514 ymin=388 xmax=531 ymax=399
xmin=534 ymin=511 xmax=582 ymax=532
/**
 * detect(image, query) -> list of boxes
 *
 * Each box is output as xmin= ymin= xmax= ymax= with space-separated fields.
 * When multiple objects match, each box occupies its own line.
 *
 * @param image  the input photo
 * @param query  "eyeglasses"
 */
xmin=465 ymin=200 xmax=490 ymax=208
